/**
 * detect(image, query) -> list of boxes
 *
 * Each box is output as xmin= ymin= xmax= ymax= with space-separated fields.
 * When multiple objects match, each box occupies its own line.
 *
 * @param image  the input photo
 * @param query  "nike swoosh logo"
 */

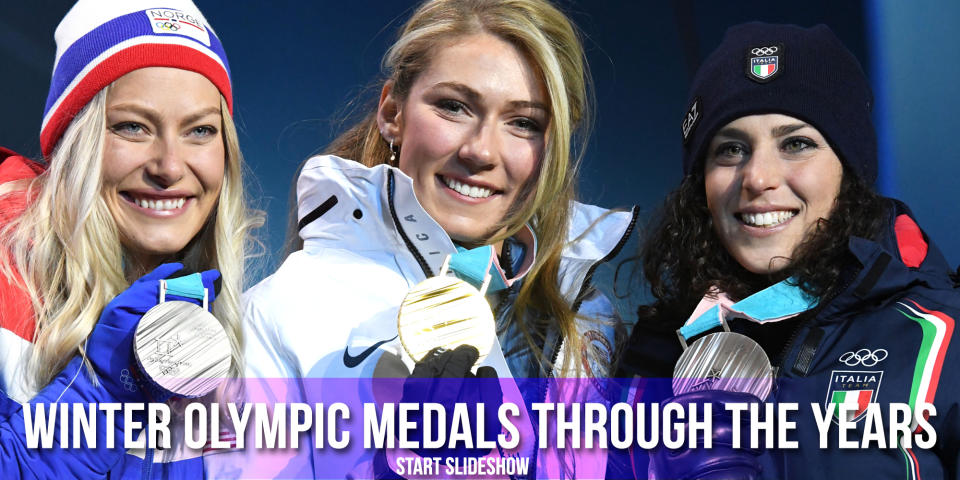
xmin=342 ymin=335 xmax=398 ymax=368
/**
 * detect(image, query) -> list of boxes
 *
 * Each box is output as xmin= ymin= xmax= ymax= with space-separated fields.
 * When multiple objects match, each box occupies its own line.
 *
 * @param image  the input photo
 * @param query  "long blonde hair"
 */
xmin=0 ymin=86 xmax=261 ymax=394
xmin=327 ymin=0 xmax=593 ymax=376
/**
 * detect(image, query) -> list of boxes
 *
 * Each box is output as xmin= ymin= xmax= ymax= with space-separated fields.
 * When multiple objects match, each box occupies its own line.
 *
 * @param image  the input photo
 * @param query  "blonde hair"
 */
xmin=327 ymin=0 xmax=593 ymax=377
xmin=0 ymin=87 xmax=261 ymax=394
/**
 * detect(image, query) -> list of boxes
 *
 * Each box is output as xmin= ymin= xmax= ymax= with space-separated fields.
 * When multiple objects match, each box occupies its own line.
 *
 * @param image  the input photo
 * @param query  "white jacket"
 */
xmin=224 ymin=155 xmax=636 ymax=479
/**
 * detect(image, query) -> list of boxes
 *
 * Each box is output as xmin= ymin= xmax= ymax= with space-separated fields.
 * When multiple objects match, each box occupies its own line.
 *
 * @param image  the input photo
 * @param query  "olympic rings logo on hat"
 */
xmin=155 ymin=21 xmax=181 ymax=32
xmin=751 ymin=46 xmax=779 ymax=56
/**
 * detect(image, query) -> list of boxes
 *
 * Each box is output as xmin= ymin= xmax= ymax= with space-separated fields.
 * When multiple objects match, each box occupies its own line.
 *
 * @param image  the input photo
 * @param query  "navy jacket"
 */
xmin=615 ymin=200 xmax=960 ymax=479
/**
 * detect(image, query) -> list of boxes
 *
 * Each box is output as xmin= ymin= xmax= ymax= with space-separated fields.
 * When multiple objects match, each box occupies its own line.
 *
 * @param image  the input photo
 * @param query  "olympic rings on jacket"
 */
xmin=838 ymin=348 xmax=888 ymax=367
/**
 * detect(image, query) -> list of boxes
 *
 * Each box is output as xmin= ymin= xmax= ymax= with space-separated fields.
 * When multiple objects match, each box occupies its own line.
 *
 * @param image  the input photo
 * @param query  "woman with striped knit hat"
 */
xmin=0 ymin=1 xmax=259 ymax=477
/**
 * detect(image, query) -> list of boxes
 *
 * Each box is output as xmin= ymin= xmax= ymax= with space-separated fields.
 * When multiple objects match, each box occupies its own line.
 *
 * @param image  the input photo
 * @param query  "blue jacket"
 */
xmin=1 ymin=357 xmax=214 ymax=480
xmin=615 ymin=200 xmax=960 ymax=479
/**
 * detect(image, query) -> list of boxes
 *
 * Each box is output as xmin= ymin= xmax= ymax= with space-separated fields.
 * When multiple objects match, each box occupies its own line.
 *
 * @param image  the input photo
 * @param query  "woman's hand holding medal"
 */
xmin=394 ymin=257 xmax=504 ymax=463
xmin=400 ymin=345 xmax=503 ymax=460
xmin=648 ymin=390 xmax=765 ymax=480
xmin=647 ymin=327 xmax=775 ymax=479
xmin=86 ymin=262 xmax=222 ymax=403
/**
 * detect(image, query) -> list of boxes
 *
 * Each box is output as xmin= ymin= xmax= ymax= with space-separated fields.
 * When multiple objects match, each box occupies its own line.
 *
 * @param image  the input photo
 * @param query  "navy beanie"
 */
xmin=680 ymin=22 xmax=877 ymax=184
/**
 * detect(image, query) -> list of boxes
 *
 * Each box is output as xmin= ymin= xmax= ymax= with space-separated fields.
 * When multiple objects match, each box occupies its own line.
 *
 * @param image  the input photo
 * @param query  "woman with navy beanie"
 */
xmin=616 ymin=23 xmax=960 ymax=479
xmin=0 ymin=1 xmax=259 ymax=477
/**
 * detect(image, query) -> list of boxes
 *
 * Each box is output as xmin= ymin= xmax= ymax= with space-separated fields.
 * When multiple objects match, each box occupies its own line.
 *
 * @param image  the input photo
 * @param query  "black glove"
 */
xmin=647 ymin=390 xmax=765 ymax=480
xmin=400 ymin=344 xmax=503 ymax=460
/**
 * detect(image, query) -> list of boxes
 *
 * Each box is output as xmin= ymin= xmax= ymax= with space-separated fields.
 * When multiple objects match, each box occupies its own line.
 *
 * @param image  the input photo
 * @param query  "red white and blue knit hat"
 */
xmin=40 ymin=0 xmax=232 ymax=157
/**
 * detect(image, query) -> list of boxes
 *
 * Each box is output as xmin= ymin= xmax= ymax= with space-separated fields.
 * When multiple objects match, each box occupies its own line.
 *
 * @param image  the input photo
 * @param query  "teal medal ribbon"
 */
xmin=448 ymin=244 xmax=509 ymax=293
xmin=673 ymin=278 xmax=817 ymax=401
xmin=162 ymin=273 xmax=209 ymax=308
xmin=447 ymin=233 xmax=530 ymax=294
xmin=677 ymin=277 xmax=820 ymax=343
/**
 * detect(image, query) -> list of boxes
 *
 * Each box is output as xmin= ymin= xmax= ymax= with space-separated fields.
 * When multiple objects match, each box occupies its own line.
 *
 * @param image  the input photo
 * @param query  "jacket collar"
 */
xmin=559 ymin=202 xmax=639 ymax=303
xmin=819 ymin=198 xmax=954 ymax=320
xmin=296 ymin=155 xmax=454 ymax=279
xmin=296 ymin=155 xmax=637 ymax=290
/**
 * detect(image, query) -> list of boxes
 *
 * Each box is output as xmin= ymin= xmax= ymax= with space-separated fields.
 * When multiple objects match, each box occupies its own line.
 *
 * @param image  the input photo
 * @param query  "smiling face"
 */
xmin=378 ymin=32 xmax=547 ymax=245
xmin=102 ymin=67 xmax=225 ymax=271
xmin=704 ymin=113 xmax=843 ymax=274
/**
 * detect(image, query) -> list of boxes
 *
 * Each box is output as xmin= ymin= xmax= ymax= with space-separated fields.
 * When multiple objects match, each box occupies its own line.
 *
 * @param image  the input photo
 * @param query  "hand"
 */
xmin=85 ymin=263 xmax=221 ymax=402
xmin=3 ymin=264 xmax=221 ymax=478
xmin=400 ymin=344 xmax=503 ymax=460
xmin=647 ymin=390 xmax=765 ymax=480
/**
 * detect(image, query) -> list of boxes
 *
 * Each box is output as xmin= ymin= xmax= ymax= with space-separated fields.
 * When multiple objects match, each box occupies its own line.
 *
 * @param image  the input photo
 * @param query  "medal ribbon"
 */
xmin=447 ymin=226 xmax=535 ymax=294
xmin=677 ymin=278 xmax=819 ymax=342
xmin=161 ymin=273 xmax=210 ymax=310
xmin=448 ymin=244 xmax=512 ymax=293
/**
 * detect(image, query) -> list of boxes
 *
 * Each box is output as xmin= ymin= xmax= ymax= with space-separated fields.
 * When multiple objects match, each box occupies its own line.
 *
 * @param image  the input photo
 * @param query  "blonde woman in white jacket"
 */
xmin=220 ymin=1 xmax=637 ymax=478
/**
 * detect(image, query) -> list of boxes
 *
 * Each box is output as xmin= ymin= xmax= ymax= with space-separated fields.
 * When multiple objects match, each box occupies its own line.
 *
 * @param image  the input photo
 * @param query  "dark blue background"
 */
xmin=2 ymin=2 xmax=958 ymax=315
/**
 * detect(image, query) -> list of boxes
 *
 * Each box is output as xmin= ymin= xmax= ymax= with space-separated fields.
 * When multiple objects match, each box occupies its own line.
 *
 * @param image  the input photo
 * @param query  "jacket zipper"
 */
xmin=546 ymin=205 xmax=638 ymax=384
xmin=571 ymin=207 xmax=639 ymax=312
xmin=774 ymin=270 xmax=857 ymax=379
xmin=386 ymin=171 xmax=434 ymax=278
xmin=532 ymin=206 xmax=638 ymax=479
xmin=140 ymin=444 xmax=154 ymax=480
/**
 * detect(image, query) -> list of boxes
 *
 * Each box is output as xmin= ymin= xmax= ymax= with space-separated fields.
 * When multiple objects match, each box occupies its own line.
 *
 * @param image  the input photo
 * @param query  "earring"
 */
xmin=389 ymin=138 xmax=398 ymax=165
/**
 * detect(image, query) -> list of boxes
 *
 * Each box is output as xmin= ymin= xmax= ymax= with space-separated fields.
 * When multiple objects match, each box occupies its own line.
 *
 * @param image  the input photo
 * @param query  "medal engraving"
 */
xmin=397 ymin=275 xmax=496 ymax=364
xmin=134 ymin=301 xmax=231 ymax=398
xmin=673 ymin=332 xmax=773 ymax=400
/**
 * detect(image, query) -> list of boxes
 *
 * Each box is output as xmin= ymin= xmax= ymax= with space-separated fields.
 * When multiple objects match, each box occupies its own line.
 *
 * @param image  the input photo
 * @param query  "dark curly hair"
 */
xmin=637 ymin=165 xmax=888 ymax=330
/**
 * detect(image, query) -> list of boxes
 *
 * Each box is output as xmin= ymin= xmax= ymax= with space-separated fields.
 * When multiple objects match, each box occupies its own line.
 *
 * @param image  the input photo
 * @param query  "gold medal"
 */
xmin=397 ymin=257 xmax=496 ymax=365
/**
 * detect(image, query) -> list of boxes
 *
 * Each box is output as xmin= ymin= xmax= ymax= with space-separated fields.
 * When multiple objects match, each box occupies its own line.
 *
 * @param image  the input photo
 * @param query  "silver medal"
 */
xmin=673 ymin=331 xmax=774 ymax=400
xmin=134 ymin=280 xmax=231 ymax=398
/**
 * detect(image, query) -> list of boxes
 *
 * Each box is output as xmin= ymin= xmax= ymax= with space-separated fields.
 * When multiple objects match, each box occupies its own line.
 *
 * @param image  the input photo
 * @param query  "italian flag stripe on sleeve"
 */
xmin=896 ymin=300 xmax=954 ymax=430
